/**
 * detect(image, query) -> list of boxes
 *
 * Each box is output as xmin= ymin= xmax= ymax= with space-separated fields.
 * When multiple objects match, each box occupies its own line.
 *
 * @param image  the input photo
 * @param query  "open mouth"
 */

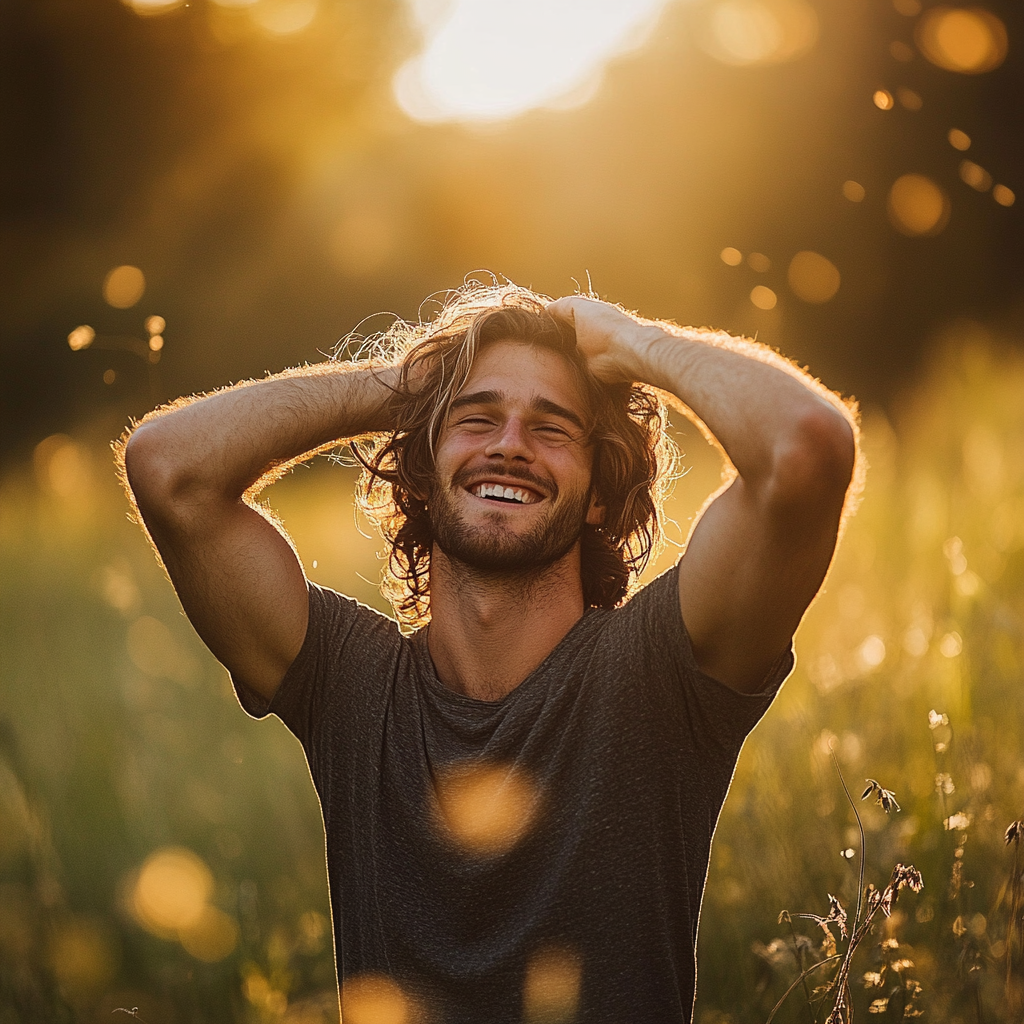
xmin=470 ymin=482 xmax=542 ymax=505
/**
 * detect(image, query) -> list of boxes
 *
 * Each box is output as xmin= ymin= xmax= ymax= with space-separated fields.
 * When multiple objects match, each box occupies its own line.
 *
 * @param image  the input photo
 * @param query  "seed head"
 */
xmin=1005 ymin=820 xmax=1024 ymax=845
xmin=862 ymin=779 xmax=901 ymax=813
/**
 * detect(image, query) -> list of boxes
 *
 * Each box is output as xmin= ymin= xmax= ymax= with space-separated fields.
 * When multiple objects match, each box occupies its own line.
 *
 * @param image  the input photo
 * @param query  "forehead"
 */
xmin=458 ymin=339 xmax=588 ymax=414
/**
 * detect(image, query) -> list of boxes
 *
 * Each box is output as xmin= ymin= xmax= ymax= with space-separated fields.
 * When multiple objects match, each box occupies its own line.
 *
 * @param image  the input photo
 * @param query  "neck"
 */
xmin=426 ymin=545 xmax=586 ymax=701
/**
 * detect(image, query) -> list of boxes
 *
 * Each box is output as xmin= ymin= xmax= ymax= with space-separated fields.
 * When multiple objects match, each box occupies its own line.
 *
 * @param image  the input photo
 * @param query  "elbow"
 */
xmin=764 ymin=404 xmax=857 ymax=516
xmin=123 ymin=422 xmax=218 ymax=530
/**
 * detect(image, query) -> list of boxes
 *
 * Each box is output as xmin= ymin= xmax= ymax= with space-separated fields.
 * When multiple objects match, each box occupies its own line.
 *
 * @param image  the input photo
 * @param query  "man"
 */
xmin=121 ymin=282 xmax=858 ymax=1023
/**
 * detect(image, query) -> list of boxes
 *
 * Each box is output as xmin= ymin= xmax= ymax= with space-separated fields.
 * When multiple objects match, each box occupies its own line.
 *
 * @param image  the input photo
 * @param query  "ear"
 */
xmin=586 ymin=491 xmax=605 ymax=526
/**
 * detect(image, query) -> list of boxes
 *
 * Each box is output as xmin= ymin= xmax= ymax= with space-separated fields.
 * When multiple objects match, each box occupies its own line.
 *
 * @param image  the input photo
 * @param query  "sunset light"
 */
xmin=394 ymin=0 xmax=672 ymax=123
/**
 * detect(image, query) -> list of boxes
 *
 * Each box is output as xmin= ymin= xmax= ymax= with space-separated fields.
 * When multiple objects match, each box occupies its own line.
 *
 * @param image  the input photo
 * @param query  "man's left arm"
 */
xmin=548 ymin=297 xmax=859 ymax=695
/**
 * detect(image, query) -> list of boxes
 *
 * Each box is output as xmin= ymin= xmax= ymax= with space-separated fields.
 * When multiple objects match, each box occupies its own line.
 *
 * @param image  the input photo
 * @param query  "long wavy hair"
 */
xmin=351 ymin=282 xmax=676 ymax=628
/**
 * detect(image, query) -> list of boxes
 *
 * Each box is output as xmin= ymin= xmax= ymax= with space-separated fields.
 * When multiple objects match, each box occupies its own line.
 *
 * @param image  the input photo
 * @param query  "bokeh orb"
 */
xmin=103 ymin=265 xmax=146 ymax=309
xmin=132 ymin=847 xmax=213 ymax=935
xmin=915 ymin=6 xmax=1007 ymax=73
xmin=788 ymin=251 xmax=840 ymax=303
xmin=887 ymin=174 xmax=950 ymax=237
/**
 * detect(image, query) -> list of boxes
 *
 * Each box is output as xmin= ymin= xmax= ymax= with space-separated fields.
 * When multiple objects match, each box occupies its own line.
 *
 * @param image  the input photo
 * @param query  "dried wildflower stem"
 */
xmin=763 ymin=955 xmax=842 ymax=1024
xmin=779 ymin=910 xmax=816 ymax=1023
xmin=824 ymin=865 xmax=924 ymax=1024
xmin=831 ymin=750 xmax=866 ymax=933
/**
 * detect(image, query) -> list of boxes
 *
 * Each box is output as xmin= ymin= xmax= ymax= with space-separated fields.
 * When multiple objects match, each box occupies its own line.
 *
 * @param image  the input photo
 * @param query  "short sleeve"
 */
xmin=617 ymin=566 xmax=794 ymax=756
xmin=230 ymin=581 xmax=402 ymax=758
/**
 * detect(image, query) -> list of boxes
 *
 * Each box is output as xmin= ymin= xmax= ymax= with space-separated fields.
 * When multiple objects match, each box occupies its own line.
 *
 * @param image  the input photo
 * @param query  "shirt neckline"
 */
xmin=412 ymin=606 xmax=603 ymax=711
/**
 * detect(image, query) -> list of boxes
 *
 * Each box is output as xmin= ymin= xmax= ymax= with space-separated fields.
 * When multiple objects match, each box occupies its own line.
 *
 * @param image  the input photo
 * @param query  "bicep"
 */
xmin=678 ymin=459 xmax=849 ymax=694
xmin=143 ymin=500 xmax=308 ymax=704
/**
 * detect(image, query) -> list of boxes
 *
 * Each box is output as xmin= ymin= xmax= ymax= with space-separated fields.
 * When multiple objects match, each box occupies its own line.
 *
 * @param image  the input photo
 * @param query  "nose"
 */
xmin=484 ymin=417 xmax=535 ymax=462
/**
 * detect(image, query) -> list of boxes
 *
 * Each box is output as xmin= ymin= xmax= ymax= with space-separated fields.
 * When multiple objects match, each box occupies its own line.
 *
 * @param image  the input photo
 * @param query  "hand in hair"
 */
xmin=546 ymin=296 xmax=655 ymax=386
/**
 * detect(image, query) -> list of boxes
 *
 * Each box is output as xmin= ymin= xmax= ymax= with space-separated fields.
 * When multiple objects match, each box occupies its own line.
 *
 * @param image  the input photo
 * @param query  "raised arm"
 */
xmin=548 ymin=297 xmax=859 ymax=694
xmin=119 ymin=362 xmax=398 ymax=703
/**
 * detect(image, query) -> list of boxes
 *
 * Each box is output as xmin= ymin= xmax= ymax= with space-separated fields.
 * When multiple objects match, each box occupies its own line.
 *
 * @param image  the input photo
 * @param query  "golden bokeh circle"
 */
xmin=915 ymin=7 xmax=1007 ymax=74
xmin=887 ymin=174 xmax=950 ymax=237
xmin=103 ymin=265 xmax=146 ymax=309
xmin=788 ymin=251 xmax=841 ymax=303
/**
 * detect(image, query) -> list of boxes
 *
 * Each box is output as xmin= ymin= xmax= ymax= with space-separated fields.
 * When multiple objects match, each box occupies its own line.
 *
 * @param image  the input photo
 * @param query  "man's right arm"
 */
xmin=122 ymin=362 xmax=398 ymax=704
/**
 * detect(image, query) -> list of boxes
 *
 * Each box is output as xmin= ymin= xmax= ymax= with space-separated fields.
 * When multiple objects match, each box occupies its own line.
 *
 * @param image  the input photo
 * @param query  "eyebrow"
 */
xmin=449 ymin=390 xmax=587 ymax=432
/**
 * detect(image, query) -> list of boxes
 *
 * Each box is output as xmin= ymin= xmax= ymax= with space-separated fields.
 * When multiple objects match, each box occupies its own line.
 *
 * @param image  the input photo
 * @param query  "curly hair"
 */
xmin=351 ymin=282 xmax=676 ymax=628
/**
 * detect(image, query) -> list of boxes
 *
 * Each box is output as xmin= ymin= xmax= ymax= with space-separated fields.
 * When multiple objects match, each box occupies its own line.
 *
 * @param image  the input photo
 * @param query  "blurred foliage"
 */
xmin=1 ymin=320 xmax=1021 ymax=1022
xmin=2 ymin=0 xmax=1021 ymax=462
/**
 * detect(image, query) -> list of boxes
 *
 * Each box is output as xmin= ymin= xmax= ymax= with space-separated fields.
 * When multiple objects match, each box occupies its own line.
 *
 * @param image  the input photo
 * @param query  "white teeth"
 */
xmin=472 ymin=483 xmax=538 ymax=504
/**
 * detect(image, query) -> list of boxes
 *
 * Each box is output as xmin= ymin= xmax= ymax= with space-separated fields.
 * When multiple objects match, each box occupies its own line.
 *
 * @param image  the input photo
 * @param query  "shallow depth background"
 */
xmin=1 ymin=0 xmax=1023 ymax=1020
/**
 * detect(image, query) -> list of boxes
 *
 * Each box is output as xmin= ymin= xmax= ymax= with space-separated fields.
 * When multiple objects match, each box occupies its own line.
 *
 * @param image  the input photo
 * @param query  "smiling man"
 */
xmin=121 ymin=282 xmax=859 ymax=1023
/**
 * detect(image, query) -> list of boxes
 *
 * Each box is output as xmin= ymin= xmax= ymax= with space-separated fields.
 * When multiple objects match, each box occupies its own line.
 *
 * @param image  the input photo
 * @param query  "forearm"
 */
xmin=627 ymin=322 xmax=856 ymax=490
xmin=123 ymin=360 xmax=397 ymax=511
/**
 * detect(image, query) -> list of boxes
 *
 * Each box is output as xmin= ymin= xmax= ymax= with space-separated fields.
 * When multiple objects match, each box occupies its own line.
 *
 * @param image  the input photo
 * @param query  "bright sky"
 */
xmin=394 ymin=0 xmax=675 ymax=124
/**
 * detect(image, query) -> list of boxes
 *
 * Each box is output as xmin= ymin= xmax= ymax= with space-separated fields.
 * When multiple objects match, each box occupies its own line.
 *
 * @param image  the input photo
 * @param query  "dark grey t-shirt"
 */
xmin=235 ymin=567 xmax=792 ymax=1023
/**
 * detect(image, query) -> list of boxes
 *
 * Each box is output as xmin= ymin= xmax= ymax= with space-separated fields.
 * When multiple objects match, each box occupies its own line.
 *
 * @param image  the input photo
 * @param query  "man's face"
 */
xmin=429 ymin=339 xmax=603 ymax=573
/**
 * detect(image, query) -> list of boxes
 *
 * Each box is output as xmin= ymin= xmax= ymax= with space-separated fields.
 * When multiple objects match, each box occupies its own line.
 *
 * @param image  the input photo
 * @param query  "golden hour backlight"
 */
xmin=720 ymin=247 xmax=743 ymax=266
xmin=788 ymin=251 xmax=840 ymax=303
xmin=750 ymin=285 xmax=777 ymax=310
xmin=523 ymin=945 xmax=582 ymax=1023
xmin=103 ymin=265 xmax=146 ymax=309
xmin=342 ymin=973 xmax=415 ymax=1024
xmin=131 ymin=847 xmax=213 ymax=935
xmin=698 ymin=0 xmax=818 ymax=66
xmin=433 ymin=761 xmax=540 ymax=855
xmin=915 ymin=7 xmax=1008 ymax=74
xmin=887 ymin=174 xmax=950 ymax=237
xmin=395 ymin=0 xmax=672 ymax=123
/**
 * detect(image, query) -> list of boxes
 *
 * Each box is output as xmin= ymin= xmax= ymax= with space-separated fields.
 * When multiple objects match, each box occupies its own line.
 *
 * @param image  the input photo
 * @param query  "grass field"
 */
xmin=1 ymin=323 xmax=1022 ymax=1023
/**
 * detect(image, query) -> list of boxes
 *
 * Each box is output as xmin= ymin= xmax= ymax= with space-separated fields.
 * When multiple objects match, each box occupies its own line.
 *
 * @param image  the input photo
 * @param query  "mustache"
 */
xmin=449 ymin=465 xmax=557 ymax=498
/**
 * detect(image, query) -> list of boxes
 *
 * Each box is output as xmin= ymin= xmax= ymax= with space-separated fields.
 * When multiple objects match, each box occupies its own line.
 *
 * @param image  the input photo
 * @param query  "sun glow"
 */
xmin=394 ymin=0 xmax=673 ymax=124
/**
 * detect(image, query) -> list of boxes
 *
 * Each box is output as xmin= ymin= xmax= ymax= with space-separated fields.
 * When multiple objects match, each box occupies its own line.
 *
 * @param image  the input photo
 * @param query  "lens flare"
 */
xmin=341 ymin=974 xmax=414 ymax=1024
xmin=395 ymin=0 xmax=670 ymax=123
xmin=947 ymin=128 xmax=971 ymax=151
xmin=699 ymin=0 xmax=818 ymax=66
xmin=131 ymin=847 xmax=213 ymax=936
xmin=749 ymin=285 xmax=777 ymax=310
xmin=103 ymin=265 xmax=146 ymax=309
xmin=720 ymin=247 xmax=743 ymax=266
xmin=179 ymin=906 xmax=239 ymax=963
xmin=432 ymin=761 xmax=540 ymax=855
xmin=873 ymin=90 xmax=894 ymax=110
xmin=788 ymin=251 xmax=840 ymax=303
xmin=915 ymin=6 xmax=1007 ymax=74
xmin=523 ymin=945 xmax=582 ymax=1023
xmin=959 ymin=160 xmax=992 ymax=192
xmin=68 ymin=325 xmax=95 ymax=351
xmin=842 ymin=181 xmax=865 ymax=202
xmin=887 ymin=174 xmax=949 ymax=237
xmin=992 ymin=184 xmax=1015 ymax=207
xmin=747 ymin=252 xmax=771 ymax=273
xmin=33 ymin=435 xmax=92 ymax=499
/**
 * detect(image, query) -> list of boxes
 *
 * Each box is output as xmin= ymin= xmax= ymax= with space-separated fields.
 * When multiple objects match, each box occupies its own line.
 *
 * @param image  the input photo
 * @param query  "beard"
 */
xmin=428 ymin=469 xmax=591 ymax=574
